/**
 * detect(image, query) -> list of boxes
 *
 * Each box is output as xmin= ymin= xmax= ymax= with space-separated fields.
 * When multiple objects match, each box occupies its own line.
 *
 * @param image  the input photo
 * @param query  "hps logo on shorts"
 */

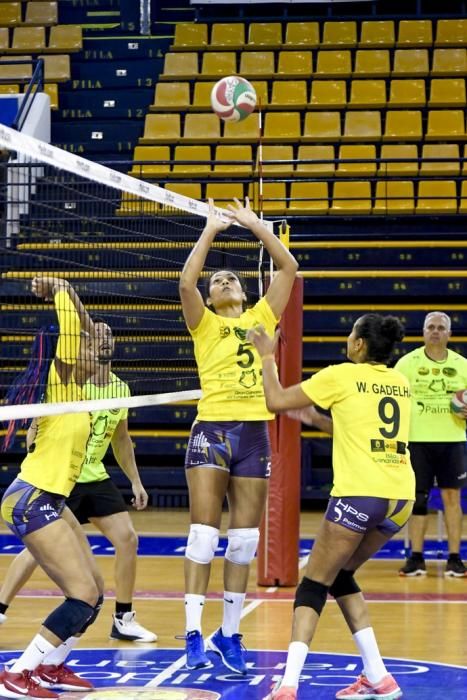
xmin=333 ymin=498 xmax=370 ymax=530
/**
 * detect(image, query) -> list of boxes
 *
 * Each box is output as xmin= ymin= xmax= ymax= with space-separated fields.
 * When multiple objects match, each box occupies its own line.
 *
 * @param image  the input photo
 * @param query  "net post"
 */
xmin=257 ymin=275 xmax=303 ymax=586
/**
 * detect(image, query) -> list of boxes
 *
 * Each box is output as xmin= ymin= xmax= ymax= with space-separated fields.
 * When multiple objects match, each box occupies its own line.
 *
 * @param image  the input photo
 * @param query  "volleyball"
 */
xmin=210 ymin=76 xmax=257 ymax=122
xmin=450 ymin=389 xmax=467 ymax=413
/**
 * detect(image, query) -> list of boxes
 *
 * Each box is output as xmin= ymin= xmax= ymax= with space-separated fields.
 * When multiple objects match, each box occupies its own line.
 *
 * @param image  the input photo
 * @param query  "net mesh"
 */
xmin=0 ymin=124 xmax=272 ymax=431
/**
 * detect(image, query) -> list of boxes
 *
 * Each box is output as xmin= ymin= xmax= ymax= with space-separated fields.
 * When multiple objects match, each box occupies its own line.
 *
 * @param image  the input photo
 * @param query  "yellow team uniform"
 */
xmin=190 ymin=296 xmax=278 ymax=421
xmin=301 ymin=362 xmax=415 ymax=500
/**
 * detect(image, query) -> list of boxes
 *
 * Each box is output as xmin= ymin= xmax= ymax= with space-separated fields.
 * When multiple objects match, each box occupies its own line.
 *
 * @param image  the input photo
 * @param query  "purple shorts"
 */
xmin=185 ymin=420 xmax=271 ymax=478
xmin=1 ymin=478 xmax=66 ymax=539
xmin=325 ymin=495 xmax=414 ymax=536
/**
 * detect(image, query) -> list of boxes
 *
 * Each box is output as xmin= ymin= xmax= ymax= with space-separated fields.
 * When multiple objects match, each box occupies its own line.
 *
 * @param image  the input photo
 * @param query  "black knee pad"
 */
xmin=44 ymin=598 xmax=95 ymax=642
xmin=78 ymin=594 xmax=104 ymax=634
xmin=294 ymin=576 xmax=329 ymax=615
xmin=329 ymin=569 xmax=361 ymax=599
xmin=413 ymin=490 xmax=429 ymax=516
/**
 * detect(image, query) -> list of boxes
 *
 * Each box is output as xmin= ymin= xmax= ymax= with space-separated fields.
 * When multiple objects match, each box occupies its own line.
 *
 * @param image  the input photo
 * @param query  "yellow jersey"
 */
xmin=190 ymin=296 xmax=278 ymax=421
xmin=301 ymin=362 xmax=415 ymax=499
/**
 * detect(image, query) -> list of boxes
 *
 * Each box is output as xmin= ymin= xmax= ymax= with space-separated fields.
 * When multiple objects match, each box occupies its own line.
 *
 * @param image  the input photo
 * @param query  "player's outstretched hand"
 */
xmin=32 ymin=275 xmax=70 ymax=300
xmin=227 ymin=197 xmax=260 ymax=229
xmin=204 ymin=197 xmax=233 ymax=235
xmin=247 ymin=325 xmax=279 ymax=358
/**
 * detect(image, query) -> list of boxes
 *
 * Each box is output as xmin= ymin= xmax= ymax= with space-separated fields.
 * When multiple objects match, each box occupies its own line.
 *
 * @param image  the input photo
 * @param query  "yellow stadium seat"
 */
xmin=172 ymin=23 xmax=208 ymax=51
xmin=431 ymin=48 xmax=467 ymax=76
xmin=429 ymin=78 xmax=466 ymax=107
xmin=24 ymin=1 xmax=57 ymax=25
xmin=310 ymin=80 xmax=346 ymax=109
xmin=251 ymin=80 xmax=268 ymax=108
xmin=161 ymin=52 xmax=199 ymax=80
xmin=374 ymin=181 xmax=415 ymax=214
xmin=11 ymin=26 xmax=45 ymax=52
xmin=354 ymin=49 xmax=390 ymax=78
xmin=460 ymin=180 xmax=467 ymax=212
xmin=209 ymin=23 xmax=245 ymax=50
xmin=349 ymin=80 xmax=386 ymax=108
xmin=378 ymin=144 xmax=419 ymax=176
xmin=0 ymin=27 xmax=9 ymax=50
xmin=296 ymin=145 xmax=335 ymax=176
xmin=151 ymin=82 xmax=190 ymax=112
xmin=322 ymin=21 xmax=357 ymax=49
xmin=206 ymin=182 xmax=245 ymax=209
xmin=392 ymin=49 xmax=429 ymax=76
xmin=201 ymin=51 xmax=237 ymax=78
xmin=223 ymin=112 xmax=260 ymax=142
xmin=213 ymin=144 xmax=252 ymax=177
xmin=383 ymin=110 xmax=423 ymax=141
xmin=288 ymin=182 xmax=329 ymax=214
xmin=302 ymin=111 xmax=341 ymax=142
xmin=315 ymin=50 xmax=352 ymax=78
xmin=284 ymin=22 xmax=320 ymax=49
xmin=270 ymin=80 xmax=308 ymax=109
xmin=47 ymin=25 xmax=82 ymax=52
xmin=183 ymin=113 xmax=220 ymax=143
xmin=263 ymin=111 xmax=301 ymax=142
xmin=248 ymin=182 xmax=287 ymax=215
xmin=42 ymin=81 xmax=57 ymax=108
xmin=463 ymin=145 xmax=467 ymax=175
xmin=140 ymin=114 xmax=181 ymax=144
xmin=239 ymin=51 xmax=275 ymax=78
xmin=389 ymin=79 xmax=426 ymax=107
xmin=118 ymin=191 xmax=158 ymax=215
xmin=276 ymin=50 xmax=313 ymax=78
xmin=331 ymin=181 xmax=372 ymax=214
xmin=336 ymin=144 xmax=377 ymax=177
xmin=426 ymin=110 xmax=465 ymax=141
xmin=397 ymin=20 xmax=433 ymax=48
xmin=0 ymin=3 xmax=21 ymax=27
xmin=247 ymin=22 xmax=282 ymax=49
xmin=258 ymin=145 xmax=294 ymax=176
xmin=172 ymin=145 xmax=212 ymax=176
xmin=0 ymin=55 xmax=32 ymax=81
xmin=435 ymin=19 xmax=467 ymax=47
xmin=0 ymin=83 xmax=19 ymax=93
xmin=164 ymin=182 xmax=202 ymax=200
xmin=420 ymin=144 xmax=460 ymax=176
xmin=416 ymin=180 xmax=457 ymax=213
xmin=130 ymin=146 xmax=171 ymax=178
xmin=40 ymin=54 xmax=69 ymax=81
xmin=342 ymin=111 xmax=381 ymax=142
xmin=360 ymin=21 xmax=395 ymax=48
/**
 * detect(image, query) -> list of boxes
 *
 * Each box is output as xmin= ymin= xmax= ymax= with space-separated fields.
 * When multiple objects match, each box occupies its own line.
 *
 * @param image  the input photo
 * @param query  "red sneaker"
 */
xmin=335 ymin=673 xmax=402 ymax=699
xmin=0 ymin=669 xmax=59 ymax=698
xmin=36 ymin=663 xmax=94 ymax=691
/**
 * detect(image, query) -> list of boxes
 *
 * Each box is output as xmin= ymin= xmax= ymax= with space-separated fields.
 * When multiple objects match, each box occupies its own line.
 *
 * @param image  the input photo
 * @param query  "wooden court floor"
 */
xmin=0 ymin=508 xmax=465 ymax=698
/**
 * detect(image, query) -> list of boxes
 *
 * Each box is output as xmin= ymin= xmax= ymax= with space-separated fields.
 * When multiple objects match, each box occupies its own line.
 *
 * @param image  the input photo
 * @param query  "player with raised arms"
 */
xmin=179 ymin=198 xmax=298 ymax=674
xmin=248 ymin=314 xmax=415 ymax=700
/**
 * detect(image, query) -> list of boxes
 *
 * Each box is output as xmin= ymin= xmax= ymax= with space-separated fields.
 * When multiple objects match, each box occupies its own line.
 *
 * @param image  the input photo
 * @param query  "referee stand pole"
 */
xmin=257 ymin=272 xmax=304 ymax=586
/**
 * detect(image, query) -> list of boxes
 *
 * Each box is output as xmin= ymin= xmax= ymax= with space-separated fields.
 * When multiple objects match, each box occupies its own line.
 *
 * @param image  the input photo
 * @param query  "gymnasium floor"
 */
xmin=0 ymin=509 xmax=465 ymax=699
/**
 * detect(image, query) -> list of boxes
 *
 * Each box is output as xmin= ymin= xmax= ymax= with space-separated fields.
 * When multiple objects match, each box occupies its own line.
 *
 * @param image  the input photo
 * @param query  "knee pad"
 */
xmin=44 ymin=598 xmax=95 ymax=642
xmin=413 ymin=490 xmax=429 ymax=516
xmin=185 ymin=524 xmax=219 ymax=565
xmin=78 ymin=594 xmax=104 ymax=634
xmin=294 ymin=577 xmax=329 ymax=615
xmin=225 ymin=527 xmax=260 ymax=566
xmin=329 ymin=569 xmax=361 ymax=599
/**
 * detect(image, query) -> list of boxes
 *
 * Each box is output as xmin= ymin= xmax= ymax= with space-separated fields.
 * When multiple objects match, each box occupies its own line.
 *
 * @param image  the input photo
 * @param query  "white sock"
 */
xmin=10 ymin=634 xmax=56 ymax=672
xmin=221 ymin=590 xmax=245 ymax=637
xmin=185 ymin=594 xmax=205 ymax=633
xmin=42 ymin=636 xmax=79 ymax=666
xmin=352 ymin=627 xmax=388 ymax=684
xmin=281 ymin=641 xmax=309 ymax=688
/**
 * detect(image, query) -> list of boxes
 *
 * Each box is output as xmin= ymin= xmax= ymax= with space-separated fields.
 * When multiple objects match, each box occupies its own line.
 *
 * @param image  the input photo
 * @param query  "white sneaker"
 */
xmin=110 ymin=612 xmax=157 ymax=642
xmin=0 ymin=613 xmax=7 ymax=624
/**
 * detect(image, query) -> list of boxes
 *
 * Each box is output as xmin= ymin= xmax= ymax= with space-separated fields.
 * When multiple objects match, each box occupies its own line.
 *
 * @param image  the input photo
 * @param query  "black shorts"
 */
xmin=409 ymin=442 xmax=467 ymax=491
xmin=66 ymin=478 xmax=128 ymax=524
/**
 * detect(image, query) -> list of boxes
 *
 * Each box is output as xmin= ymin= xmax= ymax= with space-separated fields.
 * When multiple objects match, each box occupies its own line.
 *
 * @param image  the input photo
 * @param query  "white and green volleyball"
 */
xmin=210 ymin=76 xmax=257 ymax=122
xmin=451 ymin=389 xmax=467 ymax=413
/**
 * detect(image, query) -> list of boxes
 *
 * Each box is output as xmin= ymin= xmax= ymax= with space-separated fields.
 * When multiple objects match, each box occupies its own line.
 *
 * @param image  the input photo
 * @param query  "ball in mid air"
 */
xmin=210 ymin=76 xmax=257 ymax=122
xmin=451 ymin=389 xmax=467 ymax=414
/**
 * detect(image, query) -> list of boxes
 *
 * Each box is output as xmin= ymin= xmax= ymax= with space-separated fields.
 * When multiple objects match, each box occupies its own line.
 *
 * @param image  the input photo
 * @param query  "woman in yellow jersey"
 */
xmin=0 ymin=276 xmax=103 ymax=700
xmin=248 ymin=314 xmax=415 ymax=700
xmin=179 ymin=198 xmax=298 ymax=674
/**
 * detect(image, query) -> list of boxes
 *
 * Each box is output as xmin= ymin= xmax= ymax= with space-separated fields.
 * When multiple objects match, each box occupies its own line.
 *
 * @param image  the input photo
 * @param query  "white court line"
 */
xmin=145 ymin=598 xmax=264 ymax=687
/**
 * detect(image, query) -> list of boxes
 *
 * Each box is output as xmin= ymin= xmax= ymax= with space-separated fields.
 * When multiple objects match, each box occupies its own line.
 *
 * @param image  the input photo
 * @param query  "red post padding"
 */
xmin=257 ymin=276 xmax=304 ymax=586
